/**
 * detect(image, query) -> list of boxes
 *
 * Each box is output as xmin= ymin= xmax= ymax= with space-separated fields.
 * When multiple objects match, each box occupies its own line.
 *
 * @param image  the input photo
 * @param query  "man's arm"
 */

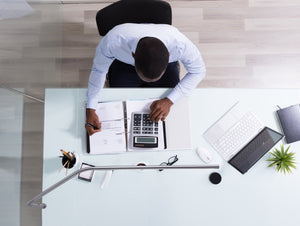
xmin=87 ymin=40 xmax=114 ymax=109
xmin=86 ymin=39 xmax=114 ymax=135
xmin=167 ymin=39 xmax=206 ymax=104
xmin=150 ymin=38 xmax=206 ymax=122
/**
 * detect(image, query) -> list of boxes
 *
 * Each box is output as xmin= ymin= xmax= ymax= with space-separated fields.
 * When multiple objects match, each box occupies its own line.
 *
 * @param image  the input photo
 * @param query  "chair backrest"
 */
xmin=96 ymin=0 xmax=172 ymax=36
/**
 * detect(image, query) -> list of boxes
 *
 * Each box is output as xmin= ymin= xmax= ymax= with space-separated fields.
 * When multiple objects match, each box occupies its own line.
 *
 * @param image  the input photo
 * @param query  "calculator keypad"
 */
xmin=132 ymin=113 xmax=159 ymax=135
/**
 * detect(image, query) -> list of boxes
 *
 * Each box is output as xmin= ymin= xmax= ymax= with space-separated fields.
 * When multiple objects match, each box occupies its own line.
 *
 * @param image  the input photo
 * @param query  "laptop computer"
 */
xmin=203 ymin=102 xmax=284 ymax=174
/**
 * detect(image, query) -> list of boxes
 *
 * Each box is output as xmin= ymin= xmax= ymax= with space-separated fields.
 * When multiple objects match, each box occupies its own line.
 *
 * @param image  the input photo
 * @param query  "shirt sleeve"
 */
xmin=167 ymin=38 xmax=206 ymax=104
xmin=86 ymin=38 xmax=114 ymax=109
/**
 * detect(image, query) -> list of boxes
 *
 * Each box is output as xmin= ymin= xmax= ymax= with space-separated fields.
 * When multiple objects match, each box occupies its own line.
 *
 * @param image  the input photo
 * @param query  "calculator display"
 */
xmin=136 ymin=137 xmax=156 ymax=143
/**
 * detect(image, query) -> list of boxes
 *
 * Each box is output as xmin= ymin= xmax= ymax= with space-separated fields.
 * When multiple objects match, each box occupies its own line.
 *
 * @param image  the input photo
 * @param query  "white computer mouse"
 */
xmin=197 ymin=146 xmax=213 ymax=163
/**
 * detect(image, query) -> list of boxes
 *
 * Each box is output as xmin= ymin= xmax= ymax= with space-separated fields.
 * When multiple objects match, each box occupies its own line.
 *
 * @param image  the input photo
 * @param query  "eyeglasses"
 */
xmin=159 ymin=155 xmax=178 ymax=171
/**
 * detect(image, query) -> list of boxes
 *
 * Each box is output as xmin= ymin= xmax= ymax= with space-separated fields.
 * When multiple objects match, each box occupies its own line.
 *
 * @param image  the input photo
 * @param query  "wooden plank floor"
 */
xmin=1 ymin=0 xmax=300 ymax=93
xmin=62 ymin=0 xmax=300 ymax=89
xmin=0 ymin=1 xmax=299 ymax=225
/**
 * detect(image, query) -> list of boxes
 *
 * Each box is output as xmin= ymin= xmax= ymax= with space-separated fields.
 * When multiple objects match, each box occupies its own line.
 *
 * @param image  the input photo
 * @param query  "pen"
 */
xmin=66 ymin=161 xmax=70 ymax=176
xmin=87 ymin=123 xmax=99 ymax=130
xmin=70 ymin=152 xmax=75 ymax=161
xmin=60 ymin=160 xmax=69 ymax=172
xmin=60 ymin=149 xmax=71 ymax=159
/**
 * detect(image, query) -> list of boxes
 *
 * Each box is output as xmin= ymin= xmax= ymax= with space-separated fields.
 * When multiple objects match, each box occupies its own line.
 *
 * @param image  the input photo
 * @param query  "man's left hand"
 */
xmin=149 ymin=98 xmax=173 ymax=122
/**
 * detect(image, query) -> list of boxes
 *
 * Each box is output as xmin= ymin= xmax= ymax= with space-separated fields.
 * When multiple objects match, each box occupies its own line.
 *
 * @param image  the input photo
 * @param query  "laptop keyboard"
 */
xmin=228 ymin=127 xmax=283 ymax=174
xmin=212 ymin=112 xmax=263 ymax=160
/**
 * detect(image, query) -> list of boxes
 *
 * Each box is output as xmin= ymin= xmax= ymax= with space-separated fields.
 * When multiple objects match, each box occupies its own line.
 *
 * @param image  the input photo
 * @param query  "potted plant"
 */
xmin=266 ymin=144 xmax=297 ymax=174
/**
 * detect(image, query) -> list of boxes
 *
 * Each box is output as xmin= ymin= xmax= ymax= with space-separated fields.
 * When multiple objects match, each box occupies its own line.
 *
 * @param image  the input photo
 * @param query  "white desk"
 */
xmin=43 ymin=88 xmax=300 ymax=226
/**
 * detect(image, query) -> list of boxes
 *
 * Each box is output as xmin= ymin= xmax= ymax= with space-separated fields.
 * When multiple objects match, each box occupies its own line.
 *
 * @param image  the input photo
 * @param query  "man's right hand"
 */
xmin=85 ymin=108 xmax=101 ymax=136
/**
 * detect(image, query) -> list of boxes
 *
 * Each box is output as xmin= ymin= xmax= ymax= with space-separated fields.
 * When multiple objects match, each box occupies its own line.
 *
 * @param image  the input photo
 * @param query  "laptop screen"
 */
xmin=228 ymin=127 xmax=284 ymax=174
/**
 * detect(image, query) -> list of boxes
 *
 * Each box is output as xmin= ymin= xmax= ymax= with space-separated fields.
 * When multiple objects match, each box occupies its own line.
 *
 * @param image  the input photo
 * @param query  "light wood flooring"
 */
xmin=0 ymin=0 xmax=300 ymax=225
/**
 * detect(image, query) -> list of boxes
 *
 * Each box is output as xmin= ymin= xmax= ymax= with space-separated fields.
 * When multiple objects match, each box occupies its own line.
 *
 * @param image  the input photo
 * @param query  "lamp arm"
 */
xmin=27 ymin=164 xmax=219 ymax=209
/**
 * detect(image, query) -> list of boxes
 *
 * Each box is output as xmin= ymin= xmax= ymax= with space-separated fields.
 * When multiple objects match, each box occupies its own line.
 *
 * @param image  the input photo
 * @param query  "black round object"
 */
xmin=209 ymin=172 xmax=222 ymax=184
xmin=62 ymin=155 xmax=76 ymax=169
xmin=137 ymin=163 xmax=146 ymax=166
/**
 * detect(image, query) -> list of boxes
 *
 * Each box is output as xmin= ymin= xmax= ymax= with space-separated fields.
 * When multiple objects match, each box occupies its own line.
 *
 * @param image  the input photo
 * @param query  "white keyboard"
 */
xmin=212 ymin=112 xmax=263 ymax=161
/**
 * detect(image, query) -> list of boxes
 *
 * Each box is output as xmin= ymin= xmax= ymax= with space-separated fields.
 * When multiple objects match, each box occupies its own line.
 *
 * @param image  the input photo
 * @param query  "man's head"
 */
xmin=133 ymin=37 xmax=169 ymax=82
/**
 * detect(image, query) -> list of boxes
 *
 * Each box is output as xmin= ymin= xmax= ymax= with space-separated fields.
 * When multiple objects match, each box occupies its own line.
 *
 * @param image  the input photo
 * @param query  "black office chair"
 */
xmin=96 ymin=0 xmax=172 ymax=36
xmin=95 ymin=0 xmax=178 ymax=87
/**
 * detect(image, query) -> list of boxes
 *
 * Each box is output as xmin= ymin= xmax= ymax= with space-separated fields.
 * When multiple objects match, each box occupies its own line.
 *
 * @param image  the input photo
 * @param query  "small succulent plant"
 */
xmin=267 ymin=145 xmax=297 ymax=174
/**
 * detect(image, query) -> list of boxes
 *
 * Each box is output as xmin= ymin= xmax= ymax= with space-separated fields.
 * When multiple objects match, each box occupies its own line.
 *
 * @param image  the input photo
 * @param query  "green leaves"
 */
xmin=266 ymin=145 xmax=297 ymax=174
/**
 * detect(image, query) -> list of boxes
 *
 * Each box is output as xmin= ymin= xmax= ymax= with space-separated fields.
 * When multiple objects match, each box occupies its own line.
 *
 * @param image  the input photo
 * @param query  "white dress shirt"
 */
xmin=87 ymin=23 xmax=206 ymax=109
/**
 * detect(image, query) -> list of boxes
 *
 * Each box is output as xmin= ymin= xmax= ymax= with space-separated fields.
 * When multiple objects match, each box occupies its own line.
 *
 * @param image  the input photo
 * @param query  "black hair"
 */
xmin=134 ymin=37 xmax=169 ymax=80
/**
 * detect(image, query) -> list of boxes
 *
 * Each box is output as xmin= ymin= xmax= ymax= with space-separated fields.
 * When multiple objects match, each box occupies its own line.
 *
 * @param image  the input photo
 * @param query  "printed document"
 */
xmin=89 ymin=101 xmax=126 ymax=154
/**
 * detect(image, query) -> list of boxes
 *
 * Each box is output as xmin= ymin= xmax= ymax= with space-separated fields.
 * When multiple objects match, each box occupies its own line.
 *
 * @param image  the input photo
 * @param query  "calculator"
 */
xmin=131 ymin=112 xmax=160 ymax=148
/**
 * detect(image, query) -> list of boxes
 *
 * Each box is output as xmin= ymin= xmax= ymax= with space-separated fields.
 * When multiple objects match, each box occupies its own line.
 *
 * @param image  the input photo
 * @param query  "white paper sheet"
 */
xmin=89 ymin=101 xmax=126 ymax=154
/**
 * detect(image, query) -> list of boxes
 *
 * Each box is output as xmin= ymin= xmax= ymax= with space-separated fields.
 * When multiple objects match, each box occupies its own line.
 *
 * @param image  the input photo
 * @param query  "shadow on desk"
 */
xmin=44 ymin=157 xmax=63 ymax=174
